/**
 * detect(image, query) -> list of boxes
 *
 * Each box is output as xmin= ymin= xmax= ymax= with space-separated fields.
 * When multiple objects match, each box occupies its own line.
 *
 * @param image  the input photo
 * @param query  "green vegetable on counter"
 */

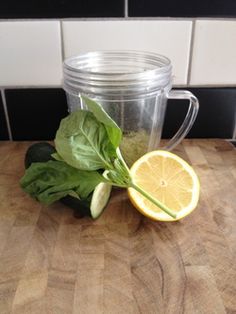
xmin=61 ymin=182 xmax=111 ymax=219
xmin=20 ymin=96 xmax=176 ymax=219
xmin=20 ymin=160 xmax=106 ymax=205
xmin=21 ymin=142 xmax=111 ymax=219
xmin=24 ymin=142 xmax=56 ymax=169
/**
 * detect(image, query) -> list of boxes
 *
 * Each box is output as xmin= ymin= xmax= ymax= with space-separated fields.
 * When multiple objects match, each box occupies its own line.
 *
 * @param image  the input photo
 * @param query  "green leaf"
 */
xmin=55 ymin=110 xmax=116 ymax=170
xmin=81 ymin=96 xmax=122 ymax=148
xmin=51 ymin=152 xmax=64 ymax=161
xmin=20 ymin=160 xmax=106 ymax=205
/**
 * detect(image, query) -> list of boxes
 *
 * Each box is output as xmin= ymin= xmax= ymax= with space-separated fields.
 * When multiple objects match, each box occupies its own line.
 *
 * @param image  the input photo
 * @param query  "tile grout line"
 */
xmin=0 ymin=17 xmax=236 ymax=22
xmin=1 ymin=89 xmax=13 ymax=140
xmin=124 ymin=0 xmax=128 ymax=18
xmin=59 ymin=20 xmax=65 ymax=61
xmin=233 ymin=111 xmax=236 ymax=139
xmin=186 ymin=19 xmax=196 ymax=85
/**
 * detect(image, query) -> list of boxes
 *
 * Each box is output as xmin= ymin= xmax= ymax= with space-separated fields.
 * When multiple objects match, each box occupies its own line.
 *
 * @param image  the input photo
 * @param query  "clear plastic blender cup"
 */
xmin=63 ymin=51 xmax=199 ymax=166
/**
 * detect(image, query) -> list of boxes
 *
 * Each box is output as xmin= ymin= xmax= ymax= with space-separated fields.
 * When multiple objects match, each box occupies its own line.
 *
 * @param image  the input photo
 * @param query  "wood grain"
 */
xmin=0 ymin=139 xmax=235 ymax=313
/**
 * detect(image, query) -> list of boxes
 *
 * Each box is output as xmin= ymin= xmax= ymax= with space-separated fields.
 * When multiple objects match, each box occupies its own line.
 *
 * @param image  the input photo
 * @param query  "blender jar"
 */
xmin=63 ymin=51 xmax=199 ymax=165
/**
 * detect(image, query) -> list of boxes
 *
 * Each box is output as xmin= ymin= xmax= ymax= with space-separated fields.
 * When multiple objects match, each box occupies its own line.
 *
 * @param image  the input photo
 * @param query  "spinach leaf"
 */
xmin=81 ymin=96 xmax=122 ymax=148
xmin=55 ymin=110 xmax=116 ymax=171
xmin=20 ymin=160 xmax=106 ymax=205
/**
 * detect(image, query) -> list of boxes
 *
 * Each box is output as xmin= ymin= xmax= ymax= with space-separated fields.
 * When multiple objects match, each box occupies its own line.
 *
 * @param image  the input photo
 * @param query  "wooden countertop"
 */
xmin=0 ymin=139 xmax=236 ymax=313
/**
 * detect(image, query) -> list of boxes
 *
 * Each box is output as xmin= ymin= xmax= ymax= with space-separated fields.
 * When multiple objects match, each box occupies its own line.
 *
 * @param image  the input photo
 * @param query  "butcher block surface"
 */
xmin=0 ymin=139 xmax=236 ymax=314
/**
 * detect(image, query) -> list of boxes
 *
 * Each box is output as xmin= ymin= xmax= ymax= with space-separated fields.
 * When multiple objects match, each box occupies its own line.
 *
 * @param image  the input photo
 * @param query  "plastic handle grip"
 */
xmin=163 ymin=90 xmax=199 ymax=150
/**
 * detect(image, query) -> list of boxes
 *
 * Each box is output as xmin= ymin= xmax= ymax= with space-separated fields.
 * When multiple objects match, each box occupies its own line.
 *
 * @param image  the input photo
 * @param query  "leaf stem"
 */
xmin=116 ymin=148 xmax=130 ymax=173
xmin=130 ymin=182 xmax=177 ymax=219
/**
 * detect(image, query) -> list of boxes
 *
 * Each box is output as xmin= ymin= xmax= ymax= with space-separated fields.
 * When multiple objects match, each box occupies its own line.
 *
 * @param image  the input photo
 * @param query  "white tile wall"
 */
xmin=0 ymin=21 xmax=62 ymax=86
xmin=62 ymin=20 xmax=192 ymax=85
xmin=190 ymin=20 xmax=236 ymax=86
xmin=0 ymin=19 xmax=236 ymax=88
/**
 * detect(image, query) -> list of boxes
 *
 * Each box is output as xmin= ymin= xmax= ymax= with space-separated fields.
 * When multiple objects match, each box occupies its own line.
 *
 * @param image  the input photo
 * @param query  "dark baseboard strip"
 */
xmin=0 ymin=0 xmax=124 ymax=18
xmin=128 ymin=0 xmax=236 ymax=17
xmin=1 ymin=87 xmax=236 ymax=141
xmin=1 ymin=0 xmax=236 ymax=18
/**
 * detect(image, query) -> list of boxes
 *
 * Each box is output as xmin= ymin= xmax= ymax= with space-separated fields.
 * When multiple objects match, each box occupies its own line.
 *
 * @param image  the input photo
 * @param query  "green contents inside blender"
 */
xmin=120 ymin=129 xmax=150 ymax=167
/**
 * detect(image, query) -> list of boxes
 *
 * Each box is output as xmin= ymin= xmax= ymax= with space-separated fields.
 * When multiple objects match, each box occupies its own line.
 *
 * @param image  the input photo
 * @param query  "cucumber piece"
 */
xmin=61 ymin=182 xmax=111 ymax=219
xmin=60 ymin=195 xmax=91 ymax=217
xmin=90 ymin=182 xmax=112 ymax=219
xmin=25 ymin=142 xmax=56 ymax=168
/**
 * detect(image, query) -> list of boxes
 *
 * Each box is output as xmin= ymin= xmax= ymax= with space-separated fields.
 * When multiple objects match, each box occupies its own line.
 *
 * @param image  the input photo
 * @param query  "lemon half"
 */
xmin=128 ymin=150 xmax=200 ymax=221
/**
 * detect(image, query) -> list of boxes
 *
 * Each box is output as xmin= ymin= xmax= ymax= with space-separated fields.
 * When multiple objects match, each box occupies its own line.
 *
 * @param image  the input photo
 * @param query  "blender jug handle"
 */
xmin=163 ymin=90 xmax=199 ymax=150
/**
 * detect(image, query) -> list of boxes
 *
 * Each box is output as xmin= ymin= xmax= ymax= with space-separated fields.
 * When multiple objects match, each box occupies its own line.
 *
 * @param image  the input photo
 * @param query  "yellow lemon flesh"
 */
xmin=128 ymin=150 xmax=200 ymax=221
